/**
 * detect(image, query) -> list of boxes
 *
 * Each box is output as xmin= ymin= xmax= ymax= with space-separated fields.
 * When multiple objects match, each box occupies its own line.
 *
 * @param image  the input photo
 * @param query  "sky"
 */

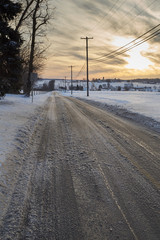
xmin=41 ymin=0 xmax=160 ymax=80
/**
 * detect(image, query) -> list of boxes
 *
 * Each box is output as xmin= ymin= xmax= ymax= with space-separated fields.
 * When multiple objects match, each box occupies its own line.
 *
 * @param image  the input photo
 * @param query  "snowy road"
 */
xmin=0 ymin=93 xmax=160 ymax=239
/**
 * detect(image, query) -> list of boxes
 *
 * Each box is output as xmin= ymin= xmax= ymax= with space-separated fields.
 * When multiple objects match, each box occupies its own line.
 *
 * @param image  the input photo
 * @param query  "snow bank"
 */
xmin=0 ymin=92 xmax=52 ymax=166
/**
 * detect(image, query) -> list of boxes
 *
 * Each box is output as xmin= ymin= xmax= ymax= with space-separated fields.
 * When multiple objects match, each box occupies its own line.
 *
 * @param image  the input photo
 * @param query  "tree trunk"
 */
xmin=25 ymin=0 xmax=39 ymax=96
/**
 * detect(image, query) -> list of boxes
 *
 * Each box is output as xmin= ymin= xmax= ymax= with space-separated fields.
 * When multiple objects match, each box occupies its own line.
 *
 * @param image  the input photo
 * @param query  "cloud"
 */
xmin=142 ymin=51 xmax=160 ymax=65
xmin=72 ymin=0 xmax=104 ymax=14
xmin=42 ymin=0 xmax=160 ymax=79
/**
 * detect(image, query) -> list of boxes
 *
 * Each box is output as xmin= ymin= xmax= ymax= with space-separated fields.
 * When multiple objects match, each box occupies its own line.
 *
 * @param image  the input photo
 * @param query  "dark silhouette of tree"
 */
xmin=15 ymin=0 xmax=52 ymax=96
xmin=48 ymin=80 xmax=55 ymax=91
xmin=0 ymin=0 xmax=23 ymax=97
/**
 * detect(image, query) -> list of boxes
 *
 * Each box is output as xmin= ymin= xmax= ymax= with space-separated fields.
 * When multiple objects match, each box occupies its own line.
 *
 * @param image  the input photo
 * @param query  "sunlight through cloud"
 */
xmin=113 ymin=36 xmax=153 ymax=71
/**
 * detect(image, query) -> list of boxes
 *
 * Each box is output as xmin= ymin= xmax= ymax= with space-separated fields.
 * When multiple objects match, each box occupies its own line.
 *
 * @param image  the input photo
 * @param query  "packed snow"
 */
xmin=62 ymin=91 xmax=160 ymax=122
xmin=0 ymin=90 xmax=160 ymax=167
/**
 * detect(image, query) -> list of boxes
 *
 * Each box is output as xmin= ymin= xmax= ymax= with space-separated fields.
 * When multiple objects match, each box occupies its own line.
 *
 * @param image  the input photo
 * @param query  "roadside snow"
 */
xmin=0 ymin=92 xmax=52 ymax=166
xmin=62 ymin=91 xmax=160 ymax=122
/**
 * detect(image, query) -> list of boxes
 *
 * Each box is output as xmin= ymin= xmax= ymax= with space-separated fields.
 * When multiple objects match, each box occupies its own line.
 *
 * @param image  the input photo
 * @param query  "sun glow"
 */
xmin=113 ymin=37 xmax=153 ymax=70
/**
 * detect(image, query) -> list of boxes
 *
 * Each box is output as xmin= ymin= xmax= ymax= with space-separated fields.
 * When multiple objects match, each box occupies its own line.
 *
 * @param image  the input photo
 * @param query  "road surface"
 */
xmin=0 ymin=93 xmax=160 ymax=240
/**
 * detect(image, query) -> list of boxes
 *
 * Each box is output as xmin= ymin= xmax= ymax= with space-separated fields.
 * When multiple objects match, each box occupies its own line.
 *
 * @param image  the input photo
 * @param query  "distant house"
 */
xmin=124 ymin=83 xmax=133 ymax=91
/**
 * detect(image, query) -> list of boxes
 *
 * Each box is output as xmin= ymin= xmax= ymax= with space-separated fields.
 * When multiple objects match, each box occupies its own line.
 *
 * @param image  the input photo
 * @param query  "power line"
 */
xmin=88 ymin=0 xmax=121 ymax=34
xmin=89 ymin=0 xmax=159 ymax=57
xmin=100 ymin=30 xmax=160 ymax=63
xmin=114 ymin=0 xmax=159 ymax=36
xmin=92 ymin=30 xmax=160 ymax=65
xmin=110 ymin=29 xmax=160 ymax=58
xmin=89 ymin=0 xmax=158 ymax=38
xmin=73 ymin=1 xmax=159 ymax=80
xmin=75 ymin=63 xmax=85 ymax=79
xmin=92 ymin=23 xmax=160 ymax=61
xmin=91 ymin=23 xmax=160 ymax=63
xmin=96 ymin=0 xmax=126 ymax=32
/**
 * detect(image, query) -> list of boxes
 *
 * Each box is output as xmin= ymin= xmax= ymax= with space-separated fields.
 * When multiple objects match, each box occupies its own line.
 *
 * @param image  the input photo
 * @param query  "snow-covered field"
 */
xmin=0 ymin=92 xmax=52 ymax=166
xmin=62 ymin=91 xmax=160 ymax=122
xmin=0 ymin=90 xmax=160 ymax=167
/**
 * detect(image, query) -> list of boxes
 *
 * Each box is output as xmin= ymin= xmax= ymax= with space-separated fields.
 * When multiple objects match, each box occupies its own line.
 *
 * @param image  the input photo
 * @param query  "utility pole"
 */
xmin=65 ymin=76 xmax=66 ymax=92
xmin=81 ymin=36 xmax=93 ymax=96
xmin=68 ymin=66 xmax=74 ymax=95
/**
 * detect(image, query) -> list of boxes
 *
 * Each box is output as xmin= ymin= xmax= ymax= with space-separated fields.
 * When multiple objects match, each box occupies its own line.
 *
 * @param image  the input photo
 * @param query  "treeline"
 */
xmin=0 ymin=0 xmax=52 ymax=98
xmin=129 ymin=78 xmax=160 ymax=84
xmin=92 ymin=78 xmax=160 ymax=84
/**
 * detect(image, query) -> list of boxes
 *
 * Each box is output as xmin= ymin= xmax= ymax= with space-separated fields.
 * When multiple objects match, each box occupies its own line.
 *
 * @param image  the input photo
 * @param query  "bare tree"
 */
xmin=15 ymin=0 xmax=35 ymax=31
xmin=20 ymin=40 xmax=48 ymax=93
xmin=15 ymin=0 xmax=52 ymax=96
xmin=26 ymin=0 xmax=51 ymax=96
